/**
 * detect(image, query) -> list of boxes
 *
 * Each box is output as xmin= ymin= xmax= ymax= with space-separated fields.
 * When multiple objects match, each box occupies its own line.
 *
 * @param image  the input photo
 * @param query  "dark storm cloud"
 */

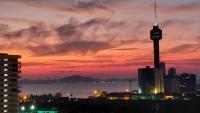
xmin=27 ymin=41 xmax=114 ymax=56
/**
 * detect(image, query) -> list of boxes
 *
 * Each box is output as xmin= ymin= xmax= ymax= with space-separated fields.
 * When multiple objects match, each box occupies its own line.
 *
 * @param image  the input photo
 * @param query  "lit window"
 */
xmin=4 ymin=64 xmax=8 ymax=66
xmin=3 ymin=99 xmax=8 ymax=102
xmin=4 ymin=59 xmax=8 ymax=61
xmin=4 ymin=105 xmax=8 ymax=107
xmin=4 ymin=94 xmax=8 ymax=97
xmin=4 ymin=74 xmax=8 ymax=77
xmin=4 ymin=84 xmax=8 ymax=87
xmin=4 ymin=79 xmax=8 ymax=82
xmin=4 ymin=69 xmax=8 ymax=71
xmin=3 ymin=110 xmax=8 ymax=112
xmin=4 ymin=89 xmax=8 ymax=92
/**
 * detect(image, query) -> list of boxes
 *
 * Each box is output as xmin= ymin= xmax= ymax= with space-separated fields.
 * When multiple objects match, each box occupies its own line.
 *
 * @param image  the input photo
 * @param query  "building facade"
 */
xmin=164 ymin=68 xmax=180 ymax=94
xmin=178 ymin=73 xmax=196 ymax=93
xmin=165 ymin=76 xmax=180 ymax=94
xmin=0 ymin=53 xmax=21 ymax=113
xmin=168 ymin=68 xmax=176 ymax=78
xmin=138 ymin=66 xmax=155 ymax=94
xmin=159 ymin=62 xmax=166 ymax=77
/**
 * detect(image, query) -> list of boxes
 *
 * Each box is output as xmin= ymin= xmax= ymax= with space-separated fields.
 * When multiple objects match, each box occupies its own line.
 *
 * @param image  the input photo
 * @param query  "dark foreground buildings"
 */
xmin=138 ymin=1 xmax=198 ymax=95
xmin=178 ymin=73 xmax=196 ymax=93
xmin=138 ymin=66 xmax=154 ymax=94
xmin=138 ymin=63 xmax=167 ymax=94
xmin=21 ymin=94 xmax=200 ymax=113
xmin=0 ymin=53 xmax=21 ymax=113
xmin=138 ymin=66 xmax=197 ymax=95
xmin=164 ymin=68 xmax=180 ymax=94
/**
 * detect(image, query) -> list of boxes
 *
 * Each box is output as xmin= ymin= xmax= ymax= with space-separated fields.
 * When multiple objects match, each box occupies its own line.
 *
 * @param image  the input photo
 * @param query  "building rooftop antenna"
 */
xmin=154 ymin=0 xmax=158 ymax=26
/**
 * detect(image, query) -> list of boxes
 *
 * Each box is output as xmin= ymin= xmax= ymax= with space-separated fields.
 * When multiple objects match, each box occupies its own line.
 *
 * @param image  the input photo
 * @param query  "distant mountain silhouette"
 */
xmin=20 ymin=75 xmax=137 ymax=84
xmin=59 ymin=75 xmax=99 ymax=82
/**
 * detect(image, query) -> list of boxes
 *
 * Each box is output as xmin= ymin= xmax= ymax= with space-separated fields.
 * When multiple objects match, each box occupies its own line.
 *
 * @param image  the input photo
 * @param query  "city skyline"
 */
xmin=0 ymin=0 xmax=200 ymax=79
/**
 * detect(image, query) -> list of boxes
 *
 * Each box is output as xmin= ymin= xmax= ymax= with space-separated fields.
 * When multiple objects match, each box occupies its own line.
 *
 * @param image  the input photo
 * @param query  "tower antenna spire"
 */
xmin=154 ymin=0 xmax=158 ymax=26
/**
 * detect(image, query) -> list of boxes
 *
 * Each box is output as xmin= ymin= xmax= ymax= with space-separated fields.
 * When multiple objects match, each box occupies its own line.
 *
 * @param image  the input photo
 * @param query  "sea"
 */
xmin=20 ymin=81 xmax=138 ymax=98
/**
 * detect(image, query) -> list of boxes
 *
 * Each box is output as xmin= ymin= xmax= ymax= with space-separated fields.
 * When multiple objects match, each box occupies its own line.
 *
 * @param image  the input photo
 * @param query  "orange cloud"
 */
xmin=0 ymin=0 xmax=199 ymax=78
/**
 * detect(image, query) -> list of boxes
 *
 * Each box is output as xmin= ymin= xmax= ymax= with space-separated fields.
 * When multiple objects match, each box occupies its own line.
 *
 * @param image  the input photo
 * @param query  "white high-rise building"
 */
xmin=0 ymin=53 xmax=21 ymax=113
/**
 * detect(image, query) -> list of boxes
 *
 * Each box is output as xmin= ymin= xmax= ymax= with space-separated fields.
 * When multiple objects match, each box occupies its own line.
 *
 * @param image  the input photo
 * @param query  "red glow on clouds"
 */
xmin=0 ymin=0 xmax=199 ymax=79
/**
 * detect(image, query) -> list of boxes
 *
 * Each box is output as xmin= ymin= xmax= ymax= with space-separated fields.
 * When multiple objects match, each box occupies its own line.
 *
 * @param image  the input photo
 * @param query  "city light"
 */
xmin=164 ymin=96 xmax=174 ymax=100
xmin=4 ymin=74 xmax=8 ymax=77
xmin=123 ymin=96 xmax=130 ymax=100
xmin=21 ymin=106 xmax=25 ymax=111
xmin=22 ymin=95 xmax=28 ymax=102
xmin=154 ymin=88 xmax=158 ymax=94
xmin=4 ymin=94 xmax=8 ymax=97
xmin=126 ymin=89 xmax=129 ymax=92
xmin=30 ymin=105 xmax=35 ymax=110
xmin=94 ymin=90 xmax=98 ymax=94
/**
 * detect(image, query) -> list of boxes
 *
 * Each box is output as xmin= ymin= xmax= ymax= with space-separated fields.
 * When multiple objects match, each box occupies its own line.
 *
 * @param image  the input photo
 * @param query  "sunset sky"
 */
xmin=0 ymin=0 xmax=199 ymax=79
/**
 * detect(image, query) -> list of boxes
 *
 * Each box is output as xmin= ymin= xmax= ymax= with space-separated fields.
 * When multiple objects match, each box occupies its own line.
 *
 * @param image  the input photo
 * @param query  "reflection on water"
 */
xmin=20 ymin=81 xmax=138 ymax=98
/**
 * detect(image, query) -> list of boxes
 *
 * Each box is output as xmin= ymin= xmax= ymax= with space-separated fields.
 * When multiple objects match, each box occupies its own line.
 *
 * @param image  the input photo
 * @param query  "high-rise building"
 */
xmin=150 ymin=0 xmax=164 ymax=94
xmin=178 ymin=73 xmax=196 ymax=93
xmin=164 ymin=68 xmax=180 ymax=94
xmin=0 ymin=53 xmax=21 ymax=113
xmin=168 ymin=68 xmax=176 ymax=78
xmin=160 ymin=62 xmax=166 ymax=77
xmin=138 ymin=66 xmax=155 ymax=94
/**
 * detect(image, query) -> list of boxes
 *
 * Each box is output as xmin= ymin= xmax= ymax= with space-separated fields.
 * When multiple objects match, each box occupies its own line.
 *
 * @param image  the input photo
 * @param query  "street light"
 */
xmin=20 ymin=104 xmax=36 ymax=113
xmin=30 ymin=105 xmax=35 ymax=110
xmin=21 ymin=106 xmax=25 ymax=111
xmin=30 ymin=105 xmax=36 ymax=113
